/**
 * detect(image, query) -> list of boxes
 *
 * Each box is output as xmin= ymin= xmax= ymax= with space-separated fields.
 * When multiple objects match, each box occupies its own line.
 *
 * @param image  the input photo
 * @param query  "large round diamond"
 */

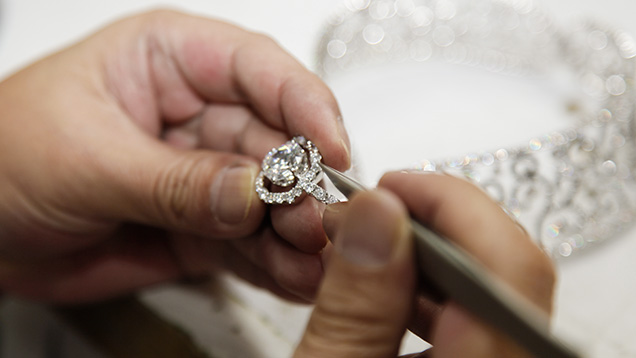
xmin=262 ymin=141 xmax=309 ymax=187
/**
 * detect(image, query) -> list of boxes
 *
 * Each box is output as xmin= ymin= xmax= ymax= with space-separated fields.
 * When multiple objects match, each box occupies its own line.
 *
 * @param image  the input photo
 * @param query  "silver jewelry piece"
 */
xmin=256 ymin=136 xmax=339 ymax=205
xmin=316 ymin=0 xmax=636 ymax=258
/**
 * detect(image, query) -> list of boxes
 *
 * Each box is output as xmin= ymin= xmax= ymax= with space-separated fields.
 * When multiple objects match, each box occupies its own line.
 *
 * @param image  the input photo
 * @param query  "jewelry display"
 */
xmin=315 ymin=0 xmax=636 ymax=258
xmin=256 ymin=136 xmax=340 ymax=205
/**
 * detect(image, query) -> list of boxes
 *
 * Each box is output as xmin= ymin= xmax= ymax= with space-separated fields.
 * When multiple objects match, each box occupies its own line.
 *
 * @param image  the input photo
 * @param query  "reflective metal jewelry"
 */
xmin=256 ymin=136 xmax=339 ymax=205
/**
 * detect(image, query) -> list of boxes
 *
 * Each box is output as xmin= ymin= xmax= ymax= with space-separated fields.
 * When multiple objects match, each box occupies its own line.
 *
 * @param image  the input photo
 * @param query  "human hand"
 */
xmin=295 ymin=172 xmax=555 ymax=357
xmin=0 ymin=10 xmax=349 ymax=303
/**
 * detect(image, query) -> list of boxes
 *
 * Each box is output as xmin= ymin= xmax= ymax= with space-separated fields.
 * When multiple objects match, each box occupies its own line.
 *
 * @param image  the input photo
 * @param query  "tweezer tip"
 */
xmin=322 ymin=164 xmax=368 ymax=199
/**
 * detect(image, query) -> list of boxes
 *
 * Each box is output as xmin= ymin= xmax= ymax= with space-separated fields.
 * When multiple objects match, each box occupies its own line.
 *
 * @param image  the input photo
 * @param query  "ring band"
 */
xmin=255 ymin=136 xmax=339 ymax=205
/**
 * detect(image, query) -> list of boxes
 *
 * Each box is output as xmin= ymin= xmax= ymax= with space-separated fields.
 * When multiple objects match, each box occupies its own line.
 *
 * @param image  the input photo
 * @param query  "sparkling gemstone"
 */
xmin=314 ymin=189 xmax=326 ymax=201
xmin=262 ymin=141 xmax=309 ymax=187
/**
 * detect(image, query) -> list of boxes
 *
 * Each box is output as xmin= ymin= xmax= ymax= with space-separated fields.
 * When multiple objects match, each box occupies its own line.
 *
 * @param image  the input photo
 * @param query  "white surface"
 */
xmin=1 ymin=0 xmax=636 ymax=357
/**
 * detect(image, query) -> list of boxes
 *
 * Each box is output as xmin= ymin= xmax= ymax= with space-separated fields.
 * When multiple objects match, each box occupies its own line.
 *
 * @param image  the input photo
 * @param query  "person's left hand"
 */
xmin=0 ymin=10 xmax=350 ymax=303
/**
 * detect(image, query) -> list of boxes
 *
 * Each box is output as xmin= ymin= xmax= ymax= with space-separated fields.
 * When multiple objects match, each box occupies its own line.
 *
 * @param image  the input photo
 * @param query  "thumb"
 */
xmin=295 ymin=190 xmax=416 ymax=358
xmin=98 ymin=138 xmax=265 ymax=238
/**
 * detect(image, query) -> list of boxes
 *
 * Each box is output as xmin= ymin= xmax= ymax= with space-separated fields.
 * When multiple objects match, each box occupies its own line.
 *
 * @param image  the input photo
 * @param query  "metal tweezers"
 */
xmin=320 ymin=163 xmax=583 ymax=358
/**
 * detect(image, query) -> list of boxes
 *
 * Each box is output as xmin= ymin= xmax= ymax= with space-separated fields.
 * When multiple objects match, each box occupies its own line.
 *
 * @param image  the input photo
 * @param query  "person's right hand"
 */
xmin=295 ymin=172 xmax=555 ymax=357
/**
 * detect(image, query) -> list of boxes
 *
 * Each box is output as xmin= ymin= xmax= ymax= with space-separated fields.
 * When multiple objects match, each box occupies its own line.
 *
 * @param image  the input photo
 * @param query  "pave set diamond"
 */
xmin=256 ymin=136 xmax=339 ymax=205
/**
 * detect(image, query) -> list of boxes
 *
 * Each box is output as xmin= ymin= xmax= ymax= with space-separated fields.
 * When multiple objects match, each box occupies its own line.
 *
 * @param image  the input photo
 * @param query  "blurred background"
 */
xmin=1 ymin=0 xmax=635 ymax=357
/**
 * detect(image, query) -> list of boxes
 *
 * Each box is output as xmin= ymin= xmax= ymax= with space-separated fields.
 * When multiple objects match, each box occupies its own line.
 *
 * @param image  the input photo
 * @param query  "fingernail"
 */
xmin=210 ymin=163 xmax=258 ymax=224
xmin=324 ymin=202 xmax=346 ymax=216
xmin=336 ymin=191 xmax=405 ymax=266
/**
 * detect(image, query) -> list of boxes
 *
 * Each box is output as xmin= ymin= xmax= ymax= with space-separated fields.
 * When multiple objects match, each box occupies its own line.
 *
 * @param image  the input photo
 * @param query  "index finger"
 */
xmin=160 ymin=10 xmax=351 ymax=170
xmin=378 ymin=171 xmax=555 ymax=311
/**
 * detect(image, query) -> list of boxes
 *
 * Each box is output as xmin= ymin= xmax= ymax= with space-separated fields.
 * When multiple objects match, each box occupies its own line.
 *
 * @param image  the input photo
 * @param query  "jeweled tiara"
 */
xmin=315 ymin=0 xmax=636 ymax=258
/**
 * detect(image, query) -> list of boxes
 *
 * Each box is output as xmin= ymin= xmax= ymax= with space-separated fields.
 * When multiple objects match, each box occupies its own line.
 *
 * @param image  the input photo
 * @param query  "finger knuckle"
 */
xmin=151 ymin=156 xmax=208 ymax=226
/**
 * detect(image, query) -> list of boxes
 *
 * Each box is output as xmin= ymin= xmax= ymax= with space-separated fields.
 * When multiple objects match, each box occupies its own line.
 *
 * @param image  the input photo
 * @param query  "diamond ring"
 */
xmin=255 ymin=136 xmax=339 ymax=205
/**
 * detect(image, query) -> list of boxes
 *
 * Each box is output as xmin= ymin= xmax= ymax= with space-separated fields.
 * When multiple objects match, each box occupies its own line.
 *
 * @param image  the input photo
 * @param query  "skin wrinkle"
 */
xmin=103 ymin=12 xmax=200 ymax=132
xmin=232 ymin=109 xmax=256 ymax=154
xmin=100 ymin=60 xmax=152 ymax=133
xmin=0 ymin=9 xmax=346 ymax=306
xmin=103 ymin=29 xmax=160 ymax=134
xmin=232 ymin=38 xmax=287 ymax=129
xmin=161 ymin=111 xmax=204 ymax=148
xmin=225 ymin=37 xmax=250 ymax=105
xmin=276 ymin=75 xmax=295 ymax=132
xmin=204 ymin=30 xmax=243 ymax=100
xmin=308 ymin=296 xmax=398 ymax=346
xmin=154 ymin=28 xmax=207 ymax=122
xmin=278 ymin=74 xmax=350 ymax=170
xmin=166 ymin=11 xmax=246 ymax=105
xmin=146 ymin=32 xmax=173 ymax=124
xmin=151 ymin=154 xmax=198 ymax=224
xmin=136 ymin=28 xmax=161 ymax=130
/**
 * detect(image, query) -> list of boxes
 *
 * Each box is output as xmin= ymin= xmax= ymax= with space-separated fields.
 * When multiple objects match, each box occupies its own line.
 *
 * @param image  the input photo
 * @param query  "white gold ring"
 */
xmin=255 ymin=136 xmax=339 ymax=205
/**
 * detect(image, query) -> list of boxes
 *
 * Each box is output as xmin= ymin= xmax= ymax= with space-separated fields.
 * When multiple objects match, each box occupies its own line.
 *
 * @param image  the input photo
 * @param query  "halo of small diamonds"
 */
xmin=256 ymin=136 xmax=339 ymax=205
